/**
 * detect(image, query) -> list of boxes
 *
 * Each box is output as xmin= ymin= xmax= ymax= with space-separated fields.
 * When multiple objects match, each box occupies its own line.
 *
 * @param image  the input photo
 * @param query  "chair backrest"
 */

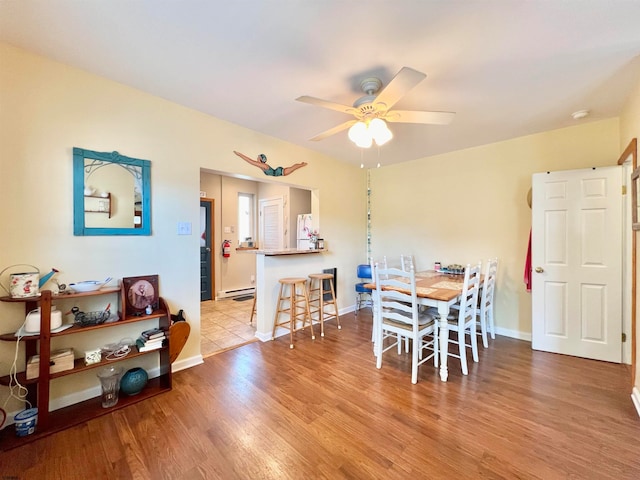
xmin=456 ymin=262 xmax=482 ymax=326
xmin=375 ymin=265 xmax=419 ymax=328
xmin=480 ymin=258 xmax=498 ymax=310
xmin=400 ymin=254 xmax=414 ymax=272
xmin=370 ymin=256 xmax=388 ymax=280
xmin=357 ymin=263 xmax=372 ymax=280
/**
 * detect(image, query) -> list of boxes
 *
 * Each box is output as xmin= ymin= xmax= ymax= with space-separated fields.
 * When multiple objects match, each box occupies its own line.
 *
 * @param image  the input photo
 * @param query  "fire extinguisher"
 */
xmin=222 ymin=240 xmax=231 ymax=258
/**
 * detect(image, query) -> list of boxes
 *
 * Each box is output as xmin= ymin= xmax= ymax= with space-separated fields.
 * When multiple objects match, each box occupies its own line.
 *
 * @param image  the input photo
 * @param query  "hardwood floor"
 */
xmin=2 ymin=310 xmax=639 ymax=479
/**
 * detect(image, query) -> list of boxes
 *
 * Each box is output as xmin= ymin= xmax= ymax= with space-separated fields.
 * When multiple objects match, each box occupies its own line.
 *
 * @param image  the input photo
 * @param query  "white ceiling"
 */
xmin=2 ymin=1 xmax=640 ymax=167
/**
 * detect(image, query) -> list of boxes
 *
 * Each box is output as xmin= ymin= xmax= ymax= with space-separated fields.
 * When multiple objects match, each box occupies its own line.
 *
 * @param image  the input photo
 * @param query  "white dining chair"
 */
xmin=369 ymin=256 xmax=387 ymax=345
xmin=400 ymin=254 xmax=414 ymax=272
xmin=477 ymin=258 xmax=498 ymax=347
xmin=374 ymin=265 xmax=439 ymax=384
xmin=442 ymin=262 xmax=482 ymax=375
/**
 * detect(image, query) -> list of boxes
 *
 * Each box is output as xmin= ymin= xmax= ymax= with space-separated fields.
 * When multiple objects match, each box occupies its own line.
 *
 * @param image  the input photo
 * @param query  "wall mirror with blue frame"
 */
xmin=73 ymin=147 xmax=151 ymax=235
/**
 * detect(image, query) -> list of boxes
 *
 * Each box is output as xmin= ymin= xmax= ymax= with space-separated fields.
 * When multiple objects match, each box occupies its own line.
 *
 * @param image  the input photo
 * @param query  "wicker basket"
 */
xmin=74 ymin=310 xmax=110 ymax=327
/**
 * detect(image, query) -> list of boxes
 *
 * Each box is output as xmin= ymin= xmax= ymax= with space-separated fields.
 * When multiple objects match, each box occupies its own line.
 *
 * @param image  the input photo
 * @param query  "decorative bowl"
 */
xmin=69 ymin=281 xmax=104 ymax=292
xmin=74 ymin=310 xmax=110 ymax=327
xmin=120 ymin=367 xmax=148 ymax=396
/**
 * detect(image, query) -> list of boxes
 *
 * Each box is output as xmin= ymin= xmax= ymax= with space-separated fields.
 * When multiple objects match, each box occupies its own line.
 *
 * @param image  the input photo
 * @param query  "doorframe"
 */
xmin=617 ymin=138 xmax=637 ymax=388
xmin=201 ymin=197 xmax=215 ymax=301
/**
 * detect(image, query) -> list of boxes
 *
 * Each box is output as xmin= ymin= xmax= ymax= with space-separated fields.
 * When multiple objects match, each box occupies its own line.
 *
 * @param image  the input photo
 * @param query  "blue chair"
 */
xmin=355 ymin=264 xmax=373 ymax=315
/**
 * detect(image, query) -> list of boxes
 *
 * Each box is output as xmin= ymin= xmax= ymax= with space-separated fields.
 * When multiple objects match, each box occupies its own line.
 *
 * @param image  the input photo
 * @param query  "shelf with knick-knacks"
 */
xmin=84 ymin=192 xmax=112 ymax=218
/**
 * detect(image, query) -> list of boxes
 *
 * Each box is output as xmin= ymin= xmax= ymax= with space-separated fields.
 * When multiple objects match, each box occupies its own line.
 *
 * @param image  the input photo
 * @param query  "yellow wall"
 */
xmin=0 ymin=43 xmax=366 ymax=411
xmin=619 ymin=75 xmax=640 ymax=389
xmin=370 ymin=118 xmax=621 ymax=338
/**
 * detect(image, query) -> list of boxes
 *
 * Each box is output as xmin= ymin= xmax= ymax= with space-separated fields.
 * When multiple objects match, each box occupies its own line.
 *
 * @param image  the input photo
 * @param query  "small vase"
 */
xmin=97 ymin=366 xmax=123 ymax=408
xmin=120 ymin=367 xmax=148 ymax=396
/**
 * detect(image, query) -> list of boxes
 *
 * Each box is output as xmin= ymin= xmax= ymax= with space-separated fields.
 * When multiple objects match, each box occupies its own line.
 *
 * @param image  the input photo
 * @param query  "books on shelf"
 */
xmin=140 ymin=328 xmax=165 ymax=341
xmin=136 ymin=328 xmax=167 ymax=353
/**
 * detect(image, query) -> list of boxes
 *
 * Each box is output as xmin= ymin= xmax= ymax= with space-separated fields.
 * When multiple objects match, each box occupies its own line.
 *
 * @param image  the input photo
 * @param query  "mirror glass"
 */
xmin=73 ymin=148 xmax=151 ymax=235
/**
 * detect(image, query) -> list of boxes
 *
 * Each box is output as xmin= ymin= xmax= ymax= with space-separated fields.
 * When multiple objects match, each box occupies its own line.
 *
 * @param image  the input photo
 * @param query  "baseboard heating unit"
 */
xmin=217 ymin=287 xmax=255 ymax=299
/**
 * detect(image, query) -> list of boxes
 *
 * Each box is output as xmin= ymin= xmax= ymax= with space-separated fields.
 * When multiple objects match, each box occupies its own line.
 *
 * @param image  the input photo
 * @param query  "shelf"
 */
xmin=0 ymin=345 xmax=167 ymax=385
xmin=0 ymin=288 xmax=172 ymax=452
xmin=0 ymin=311 xmax=165 ymax=342
xmin=0 ymin=377 xmax=170 ymax=451
xmin=0 ymin=287 xmax=120 ymax=303
xmin=84 ymin=194 xmax=110 ymax=199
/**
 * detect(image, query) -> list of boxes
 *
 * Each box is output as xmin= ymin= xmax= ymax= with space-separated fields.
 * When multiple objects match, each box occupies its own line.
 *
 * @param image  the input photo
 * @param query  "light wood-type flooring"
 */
xmin=200 ymin=297 xmax=257 ymax=357
xmin=2 ymin=310 xmax=639 ymax=479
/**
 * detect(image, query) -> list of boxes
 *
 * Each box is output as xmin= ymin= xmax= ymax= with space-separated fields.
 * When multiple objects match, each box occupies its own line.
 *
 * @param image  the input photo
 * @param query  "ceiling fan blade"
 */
xmin=373 ymin=67 xmax=427 ymax=111
xmin=296 ymin=96 xmax=356 ymax=115
xmin=385 ymin=110 xmax=455 ymax=125
xmin=309 ymin=120 xmax=357 ymax=141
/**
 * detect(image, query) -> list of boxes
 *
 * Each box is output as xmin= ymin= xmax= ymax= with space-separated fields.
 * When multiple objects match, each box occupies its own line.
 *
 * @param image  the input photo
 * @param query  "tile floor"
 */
xmin=200 ymin=297 xmax=257 ymax=357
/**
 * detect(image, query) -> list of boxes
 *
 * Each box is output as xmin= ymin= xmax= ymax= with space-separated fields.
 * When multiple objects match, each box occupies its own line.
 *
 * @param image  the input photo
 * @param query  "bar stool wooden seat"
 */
xmin=308 ymin=273 xmax=341 ymax=337
xmin=272 ymin=277 xmax=315 ymax=348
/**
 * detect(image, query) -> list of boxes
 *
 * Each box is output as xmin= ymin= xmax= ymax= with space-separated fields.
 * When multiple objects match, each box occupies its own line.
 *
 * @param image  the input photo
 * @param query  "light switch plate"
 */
xmin=177 ymin=222 xmax=192 ymax=235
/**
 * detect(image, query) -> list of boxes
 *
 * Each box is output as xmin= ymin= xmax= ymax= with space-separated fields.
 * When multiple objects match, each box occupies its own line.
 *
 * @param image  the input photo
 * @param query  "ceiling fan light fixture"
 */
xmin=348 ymin=118 xmax=392 ymax=148
xmin=349 ymin=121 xmax=373 ymax=148
xmin=372 ymin=121 xmax=393 ymax=146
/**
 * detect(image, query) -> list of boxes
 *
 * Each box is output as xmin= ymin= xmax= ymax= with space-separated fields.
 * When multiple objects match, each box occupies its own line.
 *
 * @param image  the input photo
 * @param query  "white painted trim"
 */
xmin=632 ymin=387 xmax=640 ymax=418
xmin=172 ymin=354 xmax=203 ymax=373
xmin=495 ymin=327 xmax=532 ymax=342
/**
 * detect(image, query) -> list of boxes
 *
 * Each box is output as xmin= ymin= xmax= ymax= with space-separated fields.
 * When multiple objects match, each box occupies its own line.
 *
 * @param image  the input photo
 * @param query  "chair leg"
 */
xmin=411 ymin=336 xmax=419 ymax=384
xmin=479 ymin=310 xmax=488 ymax=348
xmin=458 ymin=330 xmax=468 ymax=375
xmin=470 ymin=322 xmax=479 ymax=363
xmin=488 ymin=306 xmax=496 ymax=339
xmin=375 ymin=326 xmax=384 ymax=369
xmin=249 ymin=294 xmax=257 ymax=325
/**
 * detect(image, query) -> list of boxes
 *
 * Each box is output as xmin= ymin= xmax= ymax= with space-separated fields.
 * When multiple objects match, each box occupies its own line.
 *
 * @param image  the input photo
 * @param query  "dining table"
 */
xmin=365 ymin=269 xmax=469 ymax=382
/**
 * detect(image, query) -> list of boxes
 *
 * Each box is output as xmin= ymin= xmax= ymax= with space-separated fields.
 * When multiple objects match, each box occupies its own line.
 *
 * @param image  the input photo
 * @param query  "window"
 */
xmin=238 ymin=193 xmax=255 ymax=244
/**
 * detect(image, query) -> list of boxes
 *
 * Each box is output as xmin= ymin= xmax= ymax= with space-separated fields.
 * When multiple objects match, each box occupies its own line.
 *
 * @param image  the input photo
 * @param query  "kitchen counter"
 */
xmin=253 ymin=248 xmax=330 ymax=342
xmin=256 ymin=248 xmax=326 ymax=256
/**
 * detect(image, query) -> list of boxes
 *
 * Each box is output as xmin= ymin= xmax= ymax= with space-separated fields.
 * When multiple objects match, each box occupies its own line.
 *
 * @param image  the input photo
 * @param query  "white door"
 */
xmin=259 ymin=197 xmax=284 ymax=250
xmin=532 ymin=166 xmax=622 ymax=363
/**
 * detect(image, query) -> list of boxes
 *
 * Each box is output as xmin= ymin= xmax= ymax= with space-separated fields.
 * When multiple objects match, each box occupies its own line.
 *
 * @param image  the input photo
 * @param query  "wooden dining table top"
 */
xmin=364 ymin=270 xmax=467 ymax=302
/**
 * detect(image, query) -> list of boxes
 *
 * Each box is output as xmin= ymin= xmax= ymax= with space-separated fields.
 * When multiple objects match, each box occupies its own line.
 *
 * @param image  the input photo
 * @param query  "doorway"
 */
xmin=531 ymin=166 xmax=623 ymax=362
xmin=200 ymin=198 xmax=214 ymax=301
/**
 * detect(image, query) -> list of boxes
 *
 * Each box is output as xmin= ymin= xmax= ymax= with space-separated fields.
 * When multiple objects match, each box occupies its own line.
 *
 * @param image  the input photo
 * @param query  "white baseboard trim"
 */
xmin=172 ymin=354 xmax=203 ymax=373
xmin=255 ymin=331 xmax=272 ymax=342
xmin=494 ymin=327 xmax=531 ymax=342
xmin=632 ymin=387 xmax=640 ymax=418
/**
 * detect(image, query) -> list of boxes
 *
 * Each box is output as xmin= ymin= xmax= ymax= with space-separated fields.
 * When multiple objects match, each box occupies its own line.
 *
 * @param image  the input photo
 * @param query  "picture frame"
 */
xmin=122 ymin=275 xmax=159 ymax=316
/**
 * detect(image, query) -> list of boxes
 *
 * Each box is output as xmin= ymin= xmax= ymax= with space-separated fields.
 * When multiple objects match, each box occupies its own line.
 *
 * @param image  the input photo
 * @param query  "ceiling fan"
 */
xmin=296 ymin=67 xmax=455 ymax=147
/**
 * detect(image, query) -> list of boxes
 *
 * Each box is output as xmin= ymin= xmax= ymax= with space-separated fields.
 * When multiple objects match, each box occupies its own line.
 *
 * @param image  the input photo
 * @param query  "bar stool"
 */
xmin=308 ymin=273 xmax=341 ymax=337
xmin=249 ymin=293 xmax=256 ymax=325
xmin=272 ymin=277 xmax=315 ymax=348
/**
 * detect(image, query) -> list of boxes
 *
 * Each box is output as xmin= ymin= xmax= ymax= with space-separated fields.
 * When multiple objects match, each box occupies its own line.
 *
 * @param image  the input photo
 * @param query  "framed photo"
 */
xmin=122 ymin=275 xmax=159 ymax=316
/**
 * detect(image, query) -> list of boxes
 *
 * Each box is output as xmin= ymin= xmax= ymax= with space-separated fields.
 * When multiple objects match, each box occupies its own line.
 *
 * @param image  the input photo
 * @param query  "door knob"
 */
xmin=206 ymin=247 xmax=211 ymax=252
xmin=535 ymin=267 xmax=544 ymax=273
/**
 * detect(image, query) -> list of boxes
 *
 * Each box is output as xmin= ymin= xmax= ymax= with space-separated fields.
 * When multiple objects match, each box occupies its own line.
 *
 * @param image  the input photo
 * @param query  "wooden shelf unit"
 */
xmin=0 ymin=288 xmax=172 ymax=451
xmin=84 ymin=192 xmax=112 ymax=218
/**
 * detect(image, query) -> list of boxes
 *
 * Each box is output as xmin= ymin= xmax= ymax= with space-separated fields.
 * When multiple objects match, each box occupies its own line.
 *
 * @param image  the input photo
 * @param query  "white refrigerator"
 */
xmin=296 ymin=214 xmax=313 ymax=249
